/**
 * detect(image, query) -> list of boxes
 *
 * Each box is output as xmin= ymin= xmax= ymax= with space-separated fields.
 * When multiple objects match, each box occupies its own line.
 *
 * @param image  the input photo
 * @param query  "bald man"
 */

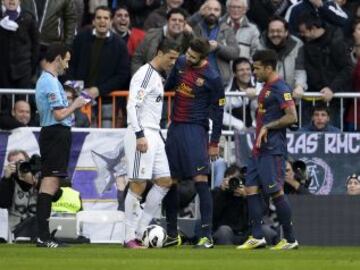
xmin=0 ymin=100 xmax=35 ymax=129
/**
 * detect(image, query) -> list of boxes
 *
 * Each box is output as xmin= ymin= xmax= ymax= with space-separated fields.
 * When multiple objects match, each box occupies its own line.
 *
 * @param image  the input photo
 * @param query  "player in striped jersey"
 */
xmin=123 ymin=39 xmax=180 ymax=248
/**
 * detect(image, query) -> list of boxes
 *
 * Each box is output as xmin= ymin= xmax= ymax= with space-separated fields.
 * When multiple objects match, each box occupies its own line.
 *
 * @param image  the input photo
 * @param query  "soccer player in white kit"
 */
xmin=124 ymin=39 xmax=180 ymax=248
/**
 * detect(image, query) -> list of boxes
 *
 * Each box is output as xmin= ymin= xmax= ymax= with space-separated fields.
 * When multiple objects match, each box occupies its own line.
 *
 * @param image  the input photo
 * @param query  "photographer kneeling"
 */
xmin=212 ymin=165 xmax=250 ymax=245
xmin=0 ymin=150 xmax=41 ymax=241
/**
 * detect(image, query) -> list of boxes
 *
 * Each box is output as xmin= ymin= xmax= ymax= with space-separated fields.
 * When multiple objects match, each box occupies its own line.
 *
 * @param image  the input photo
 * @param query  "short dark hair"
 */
xmin=189 ymin=37 xmax=211 ymax=59
xmin=44 ymin=43 xmax=70 ymax=62
xmin=224 ymin=164 xmax=242 ymax=178
xmin=167 ymin=7 xmax=188 ymax=20
xmin=94 ymin=5 xmax=112 ymax=17
xmin=298 ymin=12 xmax=323 ymax=30
xmin=157 ymin=38 xmax=182 ymax=54
xmin=64 ymin=85 xmax=77 ymax=99
xmin=268 ymin=15 xmax=289 ymax=31
xmin=232 ymin=57 xmax=252 ymax=73
xmin=312 ymin=102 xmax=330 ymax=116
xmin=252 ymin=49 xmax=277 ymax=70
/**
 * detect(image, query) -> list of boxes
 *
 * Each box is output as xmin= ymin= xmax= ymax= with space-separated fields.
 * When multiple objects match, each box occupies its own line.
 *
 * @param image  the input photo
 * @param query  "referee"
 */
xmin=35 ymin=43 xmax=87 ymax=248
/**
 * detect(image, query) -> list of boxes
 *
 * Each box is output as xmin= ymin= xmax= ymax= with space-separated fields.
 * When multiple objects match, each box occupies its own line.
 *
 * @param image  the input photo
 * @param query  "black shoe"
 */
xmin=163 ymin=234 xmax=182 ymax=247
xmin=36 ymin=237 xmax=68 ymax=248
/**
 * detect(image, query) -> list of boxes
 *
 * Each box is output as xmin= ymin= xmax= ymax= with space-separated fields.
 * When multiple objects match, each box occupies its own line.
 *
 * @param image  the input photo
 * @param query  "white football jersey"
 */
xmin=127 ymin=64 xmax=164 ymax=132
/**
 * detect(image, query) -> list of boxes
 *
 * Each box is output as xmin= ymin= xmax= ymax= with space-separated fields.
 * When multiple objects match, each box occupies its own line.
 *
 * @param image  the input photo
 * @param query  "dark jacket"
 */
xmin=212 ymin=187 xmax=249 ymax=234
xmin=121 ymin=0 xmax=161 ymax=28
xmin=143 ymin=5 xmax=168 ymax=31
xmin=303 ymin=26 xmax=352 ymax=93
xmin=287 ymin=0 xmax=350 ymax=36
xmin=69 ymin=29 xmax=130 ymax=96
xmin=0 ymin=9 xmax=39 ymax=82
xmin=247 ymin=0 xmax=292 ymax=32
xmin=300 ymin=122 xmax=341 ymax=132
xmin=21 ymin=0 xmax=76 ymax=46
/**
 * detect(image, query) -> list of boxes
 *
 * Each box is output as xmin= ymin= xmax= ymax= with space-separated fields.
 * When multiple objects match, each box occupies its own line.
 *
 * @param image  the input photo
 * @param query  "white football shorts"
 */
xmin=125 ymin=127 xmax=170 ymax=180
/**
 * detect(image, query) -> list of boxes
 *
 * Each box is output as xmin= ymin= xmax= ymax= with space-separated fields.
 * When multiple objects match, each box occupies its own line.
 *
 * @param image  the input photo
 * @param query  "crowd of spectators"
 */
xmin=0 ymin=0 xmax=359 ymax=130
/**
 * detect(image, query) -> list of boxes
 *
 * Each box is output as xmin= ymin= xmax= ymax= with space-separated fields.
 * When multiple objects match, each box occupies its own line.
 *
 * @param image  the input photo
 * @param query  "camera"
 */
xmin=228 ymin=176 xmax=244 ymax=192
xmin=16 ymin=154 xmax=41 ymax=175
xmin=292 ymin=160 xmax=310 ymax=187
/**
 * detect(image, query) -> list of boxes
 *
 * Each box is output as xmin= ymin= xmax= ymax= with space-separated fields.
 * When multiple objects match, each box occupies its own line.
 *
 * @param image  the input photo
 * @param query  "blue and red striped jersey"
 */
xmin=165 ymin=56 xmax=225 ymax=144
xmin=253 ymin=77 xmax=295 ymax=156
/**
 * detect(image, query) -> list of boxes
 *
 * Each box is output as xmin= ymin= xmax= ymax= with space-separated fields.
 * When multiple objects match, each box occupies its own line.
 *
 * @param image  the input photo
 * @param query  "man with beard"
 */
xmin=35 ymin=43 xmax=88 ymax=248
xmin=258 ymin=16 xmax=307 ymax=100
xmin=163 ymin=37 xmax=225 ymax=248
xmin=189 ymin=0 xmax=239 ymax=85
xmin=237 ymin=49 xmax=299 ymax=250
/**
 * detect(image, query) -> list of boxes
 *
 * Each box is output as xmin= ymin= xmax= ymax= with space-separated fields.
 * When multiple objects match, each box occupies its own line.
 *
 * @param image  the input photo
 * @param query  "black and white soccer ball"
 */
xmin=141 ymin=225 xmax=167 ymax=248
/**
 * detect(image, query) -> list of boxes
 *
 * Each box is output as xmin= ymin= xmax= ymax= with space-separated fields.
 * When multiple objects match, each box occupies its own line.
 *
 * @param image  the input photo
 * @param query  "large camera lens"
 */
xmin=228 ymin=177 xmax=242 ymax=192
xmin=17 ymin=161 xmax=31 ymax=174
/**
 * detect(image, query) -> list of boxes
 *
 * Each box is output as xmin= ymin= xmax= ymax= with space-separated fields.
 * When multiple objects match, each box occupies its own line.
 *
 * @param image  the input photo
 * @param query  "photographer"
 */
xmin=212 ymin=165 xmax=250 ymax=245
xmin=284 ymin=159 xmax=311 ymax=195
xmin=0 ymin=150 xmax=41 ymax=241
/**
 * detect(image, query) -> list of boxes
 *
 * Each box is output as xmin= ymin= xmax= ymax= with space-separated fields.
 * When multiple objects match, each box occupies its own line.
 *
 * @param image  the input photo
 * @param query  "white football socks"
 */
xmin=124 ymin=190 xmax=142 ymax=243
xmin=135 ymin=184 xmax=169 ymax=239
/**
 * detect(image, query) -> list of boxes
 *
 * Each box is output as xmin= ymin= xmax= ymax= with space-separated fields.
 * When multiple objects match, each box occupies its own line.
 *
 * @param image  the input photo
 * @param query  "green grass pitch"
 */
xmin=1 ymin=245 xmax=360 ymax=270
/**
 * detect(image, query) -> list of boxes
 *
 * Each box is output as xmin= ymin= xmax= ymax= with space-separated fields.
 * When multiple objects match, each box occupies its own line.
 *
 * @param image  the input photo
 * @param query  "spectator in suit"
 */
xmin=68 ymin=6 xmax=130 ymax=127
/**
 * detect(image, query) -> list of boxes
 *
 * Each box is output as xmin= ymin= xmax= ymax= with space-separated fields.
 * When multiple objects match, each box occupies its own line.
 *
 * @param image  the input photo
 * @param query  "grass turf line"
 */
xmin=0 ymin=245 xmax=359 ymax=270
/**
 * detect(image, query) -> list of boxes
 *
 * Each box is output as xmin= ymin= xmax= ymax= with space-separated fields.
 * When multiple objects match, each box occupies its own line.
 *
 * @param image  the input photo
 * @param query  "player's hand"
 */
xmin=136 ymin=137 xmax=148 ymax=153
xmin=256 ymin=126 xmax=268 ymax=148
xmin=220 ymin=178 xmax=229 ymax=191
xmin=4 ymin=163 xmax=16 ymax=178
xmin=292 ymin=85 xmax=304 ymax=99
xmin=208 ymin=145 xmax=219 ymax=161
xmin=320 ymin=87 xmax=334 ymax=102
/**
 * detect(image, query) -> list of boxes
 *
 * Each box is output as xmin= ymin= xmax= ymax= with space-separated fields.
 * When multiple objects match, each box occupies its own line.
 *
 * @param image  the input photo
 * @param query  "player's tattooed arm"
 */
xmin=264 ymin=105 xmax=298 ymax=130
xmin=256 ymin=105 xmax=297 ymax=148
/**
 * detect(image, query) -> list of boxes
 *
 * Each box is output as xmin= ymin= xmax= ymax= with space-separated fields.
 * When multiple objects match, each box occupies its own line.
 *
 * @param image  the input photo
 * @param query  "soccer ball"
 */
xmin=142 ymin=225 xmax=167 ymax=248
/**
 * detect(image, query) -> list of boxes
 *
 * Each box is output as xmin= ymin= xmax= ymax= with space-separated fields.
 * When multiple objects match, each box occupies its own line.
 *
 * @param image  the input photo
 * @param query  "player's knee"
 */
xmin=245 ymin=186 xmax=259 ymax=195
xmin=193 ymin=174 xmax=208 ymax=182
xmin=129 ymin=181 xmax=147 ymax=195
xmin=154 ymin=177 xmax=172 ymax=188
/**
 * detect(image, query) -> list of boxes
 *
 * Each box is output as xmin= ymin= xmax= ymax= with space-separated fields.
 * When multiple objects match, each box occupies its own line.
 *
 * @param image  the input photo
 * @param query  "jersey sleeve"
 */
xmin=43 ymin=79 xmax=64 ymax=110
xmin=126 ymin=66 xmax=153 ymax=135
xmin=274 ymin=87 xmax=295 ymax=110
xmin=209 ymin=76 xmax=225 ymax=145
